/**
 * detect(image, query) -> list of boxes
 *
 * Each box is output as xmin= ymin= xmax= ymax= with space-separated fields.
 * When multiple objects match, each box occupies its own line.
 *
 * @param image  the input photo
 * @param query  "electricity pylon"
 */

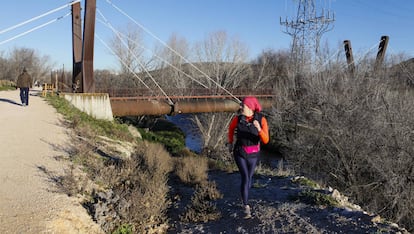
xmin=280 ymin=0 xmax=335 ymax=72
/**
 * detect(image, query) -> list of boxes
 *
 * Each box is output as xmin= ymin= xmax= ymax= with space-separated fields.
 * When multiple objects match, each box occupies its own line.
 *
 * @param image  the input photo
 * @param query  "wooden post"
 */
xmin=55 ymin=72 xmax=58 ymax=92
xmin=343 ymin=40 xmax=355 ymax=76
xmin=375 ymin=35 xmax=389 ymax=71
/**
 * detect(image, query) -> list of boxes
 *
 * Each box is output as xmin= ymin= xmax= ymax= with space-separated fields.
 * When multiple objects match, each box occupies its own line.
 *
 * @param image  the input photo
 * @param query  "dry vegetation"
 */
xmin=43 ymin=86 xmax=409 ymax=233
xmin=270 ymin=58 xmax=414 ymax=231
xmin=45 ymin=95 xmax=228 ymax=233
xmin=43 ymin=53 xmax=414 ymax=233
xmin=0 ymin=79 xmax=16 ymax=91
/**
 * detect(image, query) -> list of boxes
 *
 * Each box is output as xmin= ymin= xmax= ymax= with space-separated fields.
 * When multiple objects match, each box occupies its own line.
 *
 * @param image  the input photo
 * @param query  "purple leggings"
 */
xmin=234 ymin=154 xmax=259 ymax=206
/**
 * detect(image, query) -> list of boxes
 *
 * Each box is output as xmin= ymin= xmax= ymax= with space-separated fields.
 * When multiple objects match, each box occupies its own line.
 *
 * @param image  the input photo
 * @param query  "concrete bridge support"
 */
xmin=61 ymin=93 xmax=113 ymax=121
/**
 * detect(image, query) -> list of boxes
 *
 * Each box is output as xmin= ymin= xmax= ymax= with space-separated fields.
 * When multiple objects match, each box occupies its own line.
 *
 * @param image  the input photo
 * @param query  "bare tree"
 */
xmin=153 ymin=33 xmax=190 ymax=93
xmin=251 ymin=49 xmax=290 ymax=90
xmin=5 ymin=47 xmax=52 ymax=84
xmin=110 ymin=24 xmax=151 ymax=88
xmin=189 ymin=31 xmax=250 ymax=152
xmin=95 ymin=69 xmax=118 ymax=92
xmin=192 ymin=31 xmax=250 ymax=91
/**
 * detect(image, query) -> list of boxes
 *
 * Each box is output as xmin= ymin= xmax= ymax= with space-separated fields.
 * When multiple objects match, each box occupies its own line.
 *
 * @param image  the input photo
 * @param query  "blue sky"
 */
xmin=0 ymin=0 xmax=413 ymax=71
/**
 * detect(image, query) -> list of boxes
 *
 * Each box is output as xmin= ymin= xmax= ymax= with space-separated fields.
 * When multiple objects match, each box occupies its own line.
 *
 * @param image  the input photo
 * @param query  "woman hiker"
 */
xmin=227 ymin=96 xmax=269 ymax=219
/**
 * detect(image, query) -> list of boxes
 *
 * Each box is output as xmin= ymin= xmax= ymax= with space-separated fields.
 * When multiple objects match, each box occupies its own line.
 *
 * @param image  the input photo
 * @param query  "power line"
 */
xmin=280 ymin=0 xmax=335 ymax=71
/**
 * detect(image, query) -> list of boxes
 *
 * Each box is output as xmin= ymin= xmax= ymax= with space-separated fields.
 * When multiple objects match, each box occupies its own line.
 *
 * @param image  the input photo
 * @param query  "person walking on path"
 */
xmin=0 ymin=88 xmax=103 ymax=233
xmin=227 ymin=96 xmax=269 ymax=219
xmin=16 ymin=67 xmax=32 ymax=106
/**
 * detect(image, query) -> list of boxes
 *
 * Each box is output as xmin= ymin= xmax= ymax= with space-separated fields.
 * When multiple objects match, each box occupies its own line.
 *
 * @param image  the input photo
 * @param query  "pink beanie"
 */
xmin=242 ymin=96 xmax=262 ymax=112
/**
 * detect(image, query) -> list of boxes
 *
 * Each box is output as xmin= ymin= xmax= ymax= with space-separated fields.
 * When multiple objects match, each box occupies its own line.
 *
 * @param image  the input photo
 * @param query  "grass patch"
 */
xmin=291 ymin=176 xmax=320 ymax=189
xmin=0 ymin=86 xmax=15 ymax=91
xmin=289 ymin=176 xmax=338 ymax=207
xmin=0 ymin=80 xmax=16 ymax=91
xmin=294 ymin=189 xmax=339 ymax=207
xmin=112 ymin=224 xmax=134 ymax=234
xmin=45 ymin=95 xmax=134 ymax=141
xmin=140 ymin=130 xmax=186 ymax=156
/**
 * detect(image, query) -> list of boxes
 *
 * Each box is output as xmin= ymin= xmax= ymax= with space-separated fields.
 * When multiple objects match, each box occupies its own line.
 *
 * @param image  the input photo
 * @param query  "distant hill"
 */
xmin=389 ymin=58 xmax=414 ymax=88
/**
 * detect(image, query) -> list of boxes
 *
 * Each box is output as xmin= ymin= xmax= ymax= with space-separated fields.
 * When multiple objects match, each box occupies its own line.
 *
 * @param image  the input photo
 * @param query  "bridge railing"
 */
xmin=95 ymin=88 xmax=275 ymax=100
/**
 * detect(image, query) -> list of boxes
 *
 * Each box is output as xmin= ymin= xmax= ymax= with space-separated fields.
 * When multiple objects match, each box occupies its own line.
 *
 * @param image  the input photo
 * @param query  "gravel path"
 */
xmin=0 ymin=88 xmax=102 ymax=233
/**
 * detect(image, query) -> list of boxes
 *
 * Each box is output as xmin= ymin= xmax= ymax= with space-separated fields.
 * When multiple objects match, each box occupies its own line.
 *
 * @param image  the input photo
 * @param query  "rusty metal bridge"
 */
xmin=63 ymin=0 xmax=388 ymax=117
xmin=66 ymin=0 xmax=276 ymax=116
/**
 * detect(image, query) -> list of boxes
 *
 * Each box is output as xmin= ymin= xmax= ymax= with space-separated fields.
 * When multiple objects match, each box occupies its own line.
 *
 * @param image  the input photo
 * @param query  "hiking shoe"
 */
xmin=244 ymin=205 xmax=252 ymax=219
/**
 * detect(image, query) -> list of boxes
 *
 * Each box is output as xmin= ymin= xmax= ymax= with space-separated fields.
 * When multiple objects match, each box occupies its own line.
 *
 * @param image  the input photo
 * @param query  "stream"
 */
xmin=165 ymin=114 xmax=282 ymax=168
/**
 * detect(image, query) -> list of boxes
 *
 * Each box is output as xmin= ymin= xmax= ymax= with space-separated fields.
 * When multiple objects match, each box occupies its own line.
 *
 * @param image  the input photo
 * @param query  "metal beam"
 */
xmin=82 ymin=0 xmax=96 ymax=93
xmin=110 ymin=98 xmax=173 ymax=116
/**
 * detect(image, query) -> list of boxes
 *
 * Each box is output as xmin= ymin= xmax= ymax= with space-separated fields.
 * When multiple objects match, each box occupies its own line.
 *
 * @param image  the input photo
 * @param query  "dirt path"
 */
xmin=167 ymin=170 xmax=409 ymax=234
xmin=0 ymin=88 xmax=102 ymax=234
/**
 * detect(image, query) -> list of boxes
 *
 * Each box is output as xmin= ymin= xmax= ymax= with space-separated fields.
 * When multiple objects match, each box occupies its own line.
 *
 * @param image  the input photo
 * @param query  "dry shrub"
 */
xmin=47 ymin=95 xmax=173 ymax=232
xmin=174 ymin=155 xmax=208 ymax=185
xmin=272 ymin=61 xmax=414 ymax=231
xmin=255 ymin=160 xmax=294 ymax=178
xmin=180 ymin=181 xmax=223 ymax=223
xmin=0 ymin=79 xmax=15 ymax=87
xmin=75 ymin=140 xmax=173 ymax=233
xmin=57 ymin=164 xmax=94 ymax=197
xmin=112 ymin=142 xmax=172 ymax=233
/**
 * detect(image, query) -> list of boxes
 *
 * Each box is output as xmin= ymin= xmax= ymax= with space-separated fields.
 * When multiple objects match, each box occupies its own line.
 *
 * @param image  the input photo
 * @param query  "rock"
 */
xmin=128 ymin=125 xmax=142 ymax=139
xmin=371 ymin=215 xmax=382 ymax=223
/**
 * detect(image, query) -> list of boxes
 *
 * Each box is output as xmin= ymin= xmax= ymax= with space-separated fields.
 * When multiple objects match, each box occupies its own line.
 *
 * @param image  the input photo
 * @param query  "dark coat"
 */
xmin=16 ymin=71 xmax=32 ymax=88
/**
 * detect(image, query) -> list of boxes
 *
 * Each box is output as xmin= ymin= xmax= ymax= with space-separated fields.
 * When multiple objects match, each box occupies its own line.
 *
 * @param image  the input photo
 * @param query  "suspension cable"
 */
xmin=315 ymin=46 xmax=343 ymax=73
xmin=0 ymin=13 xmax=71 ymax=46
xmin=95 ymin=32 xmax=152 ymax=91
xmin=354 ymin=39 xmax=382 ymax=68
xmin=0 ymin=0 xmax=80 ymax=35
xmin=104 ymin=0 xmax=241 ymax=103
xmin=98 ymin=21 xmax=209 ymax=89
xmin=97 ymin=9 xmax=174 ymax=105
